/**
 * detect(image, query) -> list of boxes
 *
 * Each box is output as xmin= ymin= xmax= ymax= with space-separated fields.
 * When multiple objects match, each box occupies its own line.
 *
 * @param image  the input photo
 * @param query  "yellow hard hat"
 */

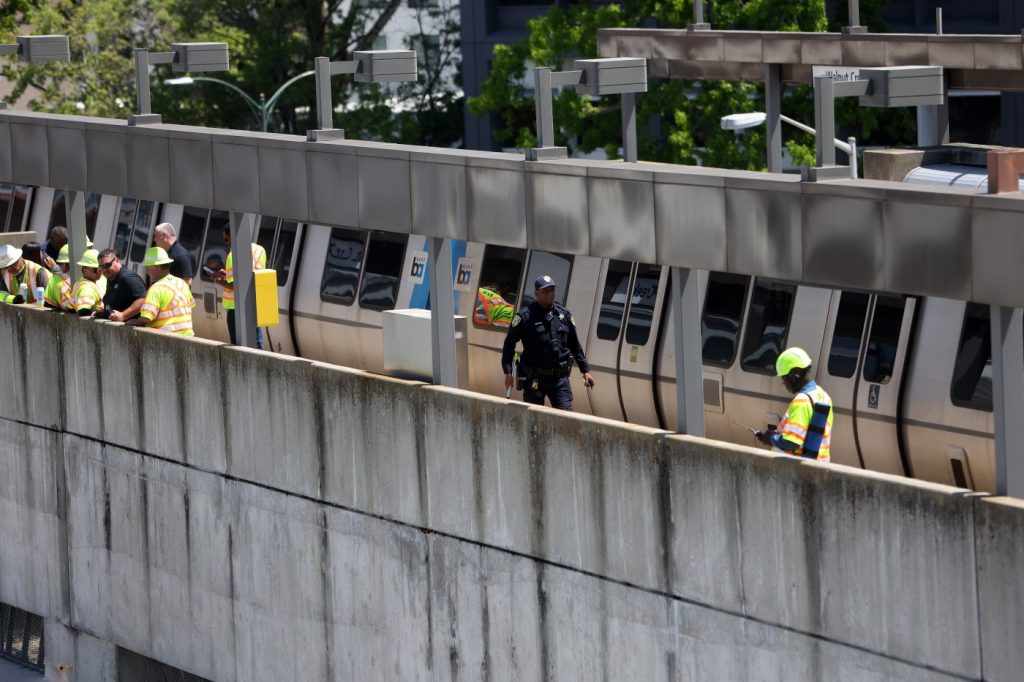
xmin=57 ymin=244 xmax=70 ymax=264
xmin=776 ymin=347 xmax=812 ymax=378
xmin=76 ymin=249 xmax=100 ymax=268
xmin=142 ymin=246 xmax=174 ymax=267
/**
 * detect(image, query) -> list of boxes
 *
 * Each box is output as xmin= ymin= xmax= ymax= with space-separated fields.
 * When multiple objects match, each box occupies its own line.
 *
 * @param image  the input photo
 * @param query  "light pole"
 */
xmin=0 ymin=35 xmax=70 ymax=109
xmin=131 ymin=42 xmax=229 ymax=125
xmin=165 ymin=70 xmax=315 ymax=132
xmin=720 ymin=111 xmax=859 ymax=179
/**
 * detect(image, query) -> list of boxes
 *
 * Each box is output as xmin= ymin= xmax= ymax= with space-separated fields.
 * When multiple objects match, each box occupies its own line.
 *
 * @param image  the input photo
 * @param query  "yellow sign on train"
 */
xmin=254 ymin=269 xmax=279 ymax=327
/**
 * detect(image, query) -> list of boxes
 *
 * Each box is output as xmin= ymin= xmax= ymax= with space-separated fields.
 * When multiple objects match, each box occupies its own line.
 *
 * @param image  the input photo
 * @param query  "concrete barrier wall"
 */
xmin=0 ymin=304 xmax=1019 ymax=680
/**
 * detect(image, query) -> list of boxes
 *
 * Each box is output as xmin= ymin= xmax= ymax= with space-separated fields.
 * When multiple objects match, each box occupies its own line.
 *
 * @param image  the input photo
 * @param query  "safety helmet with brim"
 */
xmin=77 ymin=249 xmax=100 ymax=268
xmin=0 ymin=244 xmax=23 ymax=269
xmin=57 ymin=245 xmax=70 ymax=264
xmin=142 ymin=246 xmax=174 ymax=267
xmin=775 ymin=347 xmax=813 ymax=377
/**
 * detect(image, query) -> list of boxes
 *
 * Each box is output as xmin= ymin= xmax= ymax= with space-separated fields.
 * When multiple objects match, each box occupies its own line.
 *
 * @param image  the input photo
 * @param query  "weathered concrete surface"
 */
xmin=0 ymin=305 xmax=1020 ymax=681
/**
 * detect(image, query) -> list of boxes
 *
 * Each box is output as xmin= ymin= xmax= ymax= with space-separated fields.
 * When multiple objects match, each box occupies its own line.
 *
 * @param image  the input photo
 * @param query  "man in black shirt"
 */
xmin=154 ymin=222 xmax=194 ymax=285
xmin=95 ymin=249 xmax=147 ymax=322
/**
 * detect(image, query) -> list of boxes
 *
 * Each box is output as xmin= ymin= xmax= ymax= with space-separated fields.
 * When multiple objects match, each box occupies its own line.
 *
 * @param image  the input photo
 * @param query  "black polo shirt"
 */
xmin=167 ymin=241 xmax=195 ymax=281
xmin=102 ymin=268 xmax=147 ymax=313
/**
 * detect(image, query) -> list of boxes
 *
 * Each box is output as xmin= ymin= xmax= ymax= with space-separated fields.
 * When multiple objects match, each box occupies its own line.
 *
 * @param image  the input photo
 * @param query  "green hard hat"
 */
xmin=142 ymin=246 xmax=174 ymax=267
xmin=76 ymin=249 xmax=100 ymax=268
xmin=57 ymin=244 xmax=69 ymax=264
xmin=776 ymin=347 xmax=812 ymax=378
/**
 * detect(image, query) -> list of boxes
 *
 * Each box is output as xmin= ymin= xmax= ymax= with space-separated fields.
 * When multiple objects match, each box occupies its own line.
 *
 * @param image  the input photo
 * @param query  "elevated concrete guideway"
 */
xmin=0 ymin=304 xmax=1022 ymax=680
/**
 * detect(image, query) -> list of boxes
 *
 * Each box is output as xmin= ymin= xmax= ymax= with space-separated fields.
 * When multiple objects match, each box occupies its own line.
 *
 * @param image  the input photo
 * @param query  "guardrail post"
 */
xmin=229 ymin=212 xmax=258 ymax=349
xmin=671 ymin=267 xmax=704 ymax=436
xmin=429 ymin=238 xmax=457 ymax=387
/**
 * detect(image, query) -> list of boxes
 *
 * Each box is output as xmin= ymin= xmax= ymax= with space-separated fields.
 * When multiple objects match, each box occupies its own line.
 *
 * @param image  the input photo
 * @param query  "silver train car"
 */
xmin=4 ymin=183 xmax=994 ymax=492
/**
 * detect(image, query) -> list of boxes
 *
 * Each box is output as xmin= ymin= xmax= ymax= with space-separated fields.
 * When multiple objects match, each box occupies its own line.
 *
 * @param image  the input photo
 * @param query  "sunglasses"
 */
xmin=98 ymin=260 xmax=116 ymax=270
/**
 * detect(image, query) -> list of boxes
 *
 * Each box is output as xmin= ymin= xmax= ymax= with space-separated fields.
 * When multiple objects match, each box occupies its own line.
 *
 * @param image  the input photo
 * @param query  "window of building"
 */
xmin=320 ymin=227 xmax=367 ymax=305
xmin=862 ymin=295 xmax=906 ymax=384
xmin=701 ymin=272 xmax=749 ymax=367
xmin=740 ymin=280 xmax=796 ymax=374
xmin=407 ymin=0 xmax=439 ymax=8
xmin=372 ymin=36 xmax=387 ymax=50
xmin=624 ymin=264 xmax=662 ymax=346
xmin=827 ymin=291 xmax=869 ymax=378
xmin=520 ymin=250 xmax=572 ymax=308
xmin=951 ymin=302 xmax=993 ymax=411
xmin=358 ymin=230 xmax=408 ymax=311
xmin=596 ymin=260 xmax=632 ymax=341
xmin=411 ymin=34 xmax=441 ymax=67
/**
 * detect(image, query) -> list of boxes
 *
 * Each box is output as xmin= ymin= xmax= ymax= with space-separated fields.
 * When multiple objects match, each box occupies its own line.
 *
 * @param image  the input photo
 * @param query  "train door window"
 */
xmin=177 ymin=207 xmax=209 ymax=270
xmin=7 ymin=185 xmax=32 ymax=232
xmin=255 ymin=215 xmax=278 ymax=261
xmin=272 ymin=221 xmax=298 ymax=286
xmin=47 ymin=191 xmax=101 ymax=240
xmin=198 ymin=211 xmax=231 ymax=282
xmin=320 ymin=227 xmax=367 ymax=305
xmin=624 ymin=264 xmax=662 ymax=346
xmin=84 ymin=193 xmax=100 ymax=238
xmin=950 ymin=303 xmax=993 ymax=411
xmin=358 ymin=231 xmax=408 ymax=311
xmin=474 ymin=245 xmax=526 ymax=330
xmin=740 ymin=280 xmax=796 ymax=374
xmin=596 ymin=260 xmax=632 ymax=341
xmin=127 ymin=200 xmax=156 ymax=264
xmin=112 ymin=198 xmax=138 ymax=258
xmin=0 ymin=184 xmax=12 ymax=231
xmin=827 ymin=291 xmax=869 ymax=378
xmin=520 ymin=251 xmax=573 ymax=308
xmin=702 ymin=272 xmax=749 ymax=367
xmin=862 ymin=296 xmax=906 ymax=384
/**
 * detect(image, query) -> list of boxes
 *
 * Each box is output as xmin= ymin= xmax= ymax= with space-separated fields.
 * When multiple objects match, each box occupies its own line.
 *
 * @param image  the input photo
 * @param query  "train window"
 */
xmin=112 ymin=198 xmax=138 ymax=258
xmin=7 ymin=185 xmax=32 ymax=232
xmin=128 ymin=200 xmax=156 ymax=264
xmin=178 ymin=207 xmax=209 ymax=270
xmin=740 ymin=280 xmax=796 ymax=374
xmin=198 ymin=211 xmax=231 ymax=283
xmin=521 ymin=251 xmax=573 ymax=308
xmin=474 ymin=246 xmax=527 ymax=330
xmin=950 ymin=303 xmax=993 ymax=411
xmin=0 ymin=184 xmax=11 ymax=230
xmin=48 ymin=191 xmax=100 ymax=240
xmin=827 ymin=292 xmax=869 ymax=378
xmin=255 ymin=215 xmax=278 ymax=261
xmin=358 ymin=231 xmax=407 ymax=311
xmin=272 ymin=221 xmax=298 ymax=286
xmin=596 ymin=260 xmax=632 ymax=341
xmin=624 ymin=264 xmax=662 ymax=346
xmin=320 ymin=227 xmax=367 ymax=305
xmin=862 ymin=296 xmax=905 ymax=384
xmin=702 ymin=272 xmax=749 ymax=367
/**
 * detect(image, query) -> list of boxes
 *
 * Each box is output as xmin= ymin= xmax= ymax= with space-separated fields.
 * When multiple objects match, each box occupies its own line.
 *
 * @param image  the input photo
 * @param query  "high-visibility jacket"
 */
xmin=44 ymin=271 xmax=72 ymax=310
xmin=771 ymin=380 xmax=833 ymax=462
xmin=474 ymin=287 xmax=514 ymax=329
xmin=1 ymin=260 xmax=50 ymax=304
xmin=72 ymin=278 xmax=103 ymax=313
xmin=139 ymin=274 xmax=195 ymax=335
xmin=223 ymin=243 xmax=266 ymax=310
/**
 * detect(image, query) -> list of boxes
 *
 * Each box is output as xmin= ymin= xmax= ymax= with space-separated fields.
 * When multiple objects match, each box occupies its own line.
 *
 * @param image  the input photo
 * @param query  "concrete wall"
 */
xmin=0 ymin=304 xmax=1019 ymax=681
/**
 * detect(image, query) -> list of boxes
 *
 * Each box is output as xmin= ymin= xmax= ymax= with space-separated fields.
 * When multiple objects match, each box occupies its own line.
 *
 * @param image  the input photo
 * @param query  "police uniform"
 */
xmin=501 ymin=277 xmax=590 ymax=410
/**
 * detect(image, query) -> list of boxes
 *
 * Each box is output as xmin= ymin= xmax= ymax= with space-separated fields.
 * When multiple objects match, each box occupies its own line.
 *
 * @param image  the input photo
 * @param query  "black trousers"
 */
xmin=523 ymin=375 xmax=573 ymax=410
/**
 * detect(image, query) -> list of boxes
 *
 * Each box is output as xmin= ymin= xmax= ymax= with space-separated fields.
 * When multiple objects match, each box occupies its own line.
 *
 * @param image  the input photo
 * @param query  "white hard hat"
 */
xmin=0 ymin=244 xmax=22 ymax=269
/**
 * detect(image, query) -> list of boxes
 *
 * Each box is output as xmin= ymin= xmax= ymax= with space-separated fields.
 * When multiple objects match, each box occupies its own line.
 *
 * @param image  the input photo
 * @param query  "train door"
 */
xmin=466 ymin=244 xmax=527 ymax=396
xmin=818 ymin=291 xmax=870 ymax=469
xmin=852 ymin=295 xmax=917 ymax=476
xmin=585 ymin=260 xmax=633 ymax=421
xmin=263 ymin=219 xmax=301 ymax=355
xmin=616 ymin=264 xmax=667 ymax=427
xmin=693 ymin=272 xmax=749 ymax=439
xmin=0 ymin=184 xmax=33 ymax=233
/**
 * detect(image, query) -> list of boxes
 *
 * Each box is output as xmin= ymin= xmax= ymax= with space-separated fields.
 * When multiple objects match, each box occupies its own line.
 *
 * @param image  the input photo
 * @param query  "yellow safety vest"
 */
xmin=2 ymin=260 xmax=49 ymax=304
xmin=44 ymin=272 xmax=72 ymax=310
xmin=773 ymin=382 xmax=834 ymax=462
xmin=139 ymin=274 xmax=195 ymax=335
xmin=474 ymin=288 xmax=514 ymax=329
xmin=223 ymin=243 xmax=267 ymax=310
xmin=72 ymin=278 xmax=103 ymax=313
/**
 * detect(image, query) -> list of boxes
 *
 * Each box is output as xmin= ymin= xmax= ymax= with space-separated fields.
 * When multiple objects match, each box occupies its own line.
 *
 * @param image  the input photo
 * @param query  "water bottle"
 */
xmin=35 ymin=286 xmax=44 ymax=307
xmin=18 ymin=283 xmax=27 ymax=302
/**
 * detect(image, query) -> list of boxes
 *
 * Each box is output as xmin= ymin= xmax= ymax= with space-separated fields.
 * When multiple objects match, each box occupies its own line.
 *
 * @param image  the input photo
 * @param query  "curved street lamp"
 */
xmin=721 ymin=111 xmax=858 ymax=179
xmin=165 ymin=70 xmax=315 ymax=132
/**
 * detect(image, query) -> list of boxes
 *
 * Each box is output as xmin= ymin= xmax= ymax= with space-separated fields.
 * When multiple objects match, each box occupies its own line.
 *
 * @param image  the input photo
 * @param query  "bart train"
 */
xmin=0 ymin=180 xmax=995 ymax=492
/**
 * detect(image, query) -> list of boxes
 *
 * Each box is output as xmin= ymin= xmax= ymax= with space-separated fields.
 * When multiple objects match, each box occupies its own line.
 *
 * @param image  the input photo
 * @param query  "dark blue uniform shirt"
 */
xmin=501 ymin=301 xmax=590 ymax=375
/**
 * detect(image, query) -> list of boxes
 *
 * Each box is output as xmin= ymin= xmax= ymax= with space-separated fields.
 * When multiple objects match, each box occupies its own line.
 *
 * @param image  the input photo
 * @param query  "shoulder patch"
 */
xmin=571 ymin=315 xmax=577 ymax=326
xmin=511 ymin=314 xmax=521 ymax=328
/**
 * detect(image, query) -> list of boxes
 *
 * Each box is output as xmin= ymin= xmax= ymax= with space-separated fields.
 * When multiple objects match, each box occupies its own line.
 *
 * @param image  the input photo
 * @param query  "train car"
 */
xmin=5 ymin=180 xmax=995 ymax=492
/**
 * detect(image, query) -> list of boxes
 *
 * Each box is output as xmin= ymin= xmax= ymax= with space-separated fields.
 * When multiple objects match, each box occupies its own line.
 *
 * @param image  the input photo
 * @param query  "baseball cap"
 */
xmin=534 ymin=275 xmax=556 ymax=290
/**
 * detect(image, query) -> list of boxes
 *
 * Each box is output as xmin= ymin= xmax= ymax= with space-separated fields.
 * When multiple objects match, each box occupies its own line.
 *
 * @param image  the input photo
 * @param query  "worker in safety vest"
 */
xmin=213 ymin=223 xmax=266 ymax=348
xmin=755 ymin=347 xmax=834 ymax=462
xmin=474 ymin=284 xmax=514 ymax=329
xmin=126 ymin=247 xmax=195 ymax=336
xmin=71 ymin=250 xmax=104 ymax=316
xmin=0 ymin=244 xmax=50 ymax=304
xmin=43 ymin=245 xmax=73 ymax=311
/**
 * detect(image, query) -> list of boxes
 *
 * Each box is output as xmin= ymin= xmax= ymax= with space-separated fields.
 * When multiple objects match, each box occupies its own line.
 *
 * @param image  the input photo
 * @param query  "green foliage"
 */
xmin=468 ymin=0 xmax=914 ymax=170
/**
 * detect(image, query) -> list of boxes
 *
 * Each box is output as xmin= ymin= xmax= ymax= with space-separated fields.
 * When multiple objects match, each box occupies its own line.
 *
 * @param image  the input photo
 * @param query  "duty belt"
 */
xmin=523 ymin=363 xmax=570 ymax=378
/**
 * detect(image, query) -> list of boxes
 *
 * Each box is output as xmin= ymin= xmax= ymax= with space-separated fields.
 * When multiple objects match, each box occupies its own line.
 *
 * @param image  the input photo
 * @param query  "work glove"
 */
xmin=754 ymin=430 xmax=772 ymax=445
xmin=11 ymin=295 xmax=24 ymax=305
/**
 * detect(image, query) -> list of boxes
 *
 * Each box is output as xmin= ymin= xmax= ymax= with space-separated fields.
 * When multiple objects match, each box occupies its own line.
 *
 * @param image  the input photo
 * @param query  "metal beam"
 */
xmin=764 ymin=64 xmax=782 ymax=173
xmin=814 ymin=76 xmax=837 ymax=167
xmin=534 ymin=67 xmax=555 ymax=149
xmin=621 ymin=92 xmax=637 ymax=163
xmin=429 ymin=237 xmax=457 ymax=387
xmin=671 ymin=267 xmax=704 ymax=436
xmin=229 ymin=212 xmax=258 ymax=349
xmin=64 ymin=190 xmax=87 ymax=288
xmin=990 ymin=305 xmax=1024 ymax=496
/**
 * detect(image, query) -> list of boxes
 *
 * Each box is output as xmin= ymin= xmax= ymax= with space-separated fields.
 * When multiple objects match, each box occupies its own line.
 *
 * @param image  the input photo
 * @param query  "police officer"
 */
xmin=502 ymin=275 xmax=595 ymax=410
xmin=755 ymin=347 xmax=834 ymax=462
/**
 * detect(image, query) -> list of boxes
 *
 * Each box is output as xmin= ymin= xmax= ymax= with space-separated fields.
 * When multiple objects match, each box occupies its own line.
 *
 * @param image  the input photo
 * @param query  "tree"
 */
xmin=468 ymin=0 xmax=912 ymax=170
